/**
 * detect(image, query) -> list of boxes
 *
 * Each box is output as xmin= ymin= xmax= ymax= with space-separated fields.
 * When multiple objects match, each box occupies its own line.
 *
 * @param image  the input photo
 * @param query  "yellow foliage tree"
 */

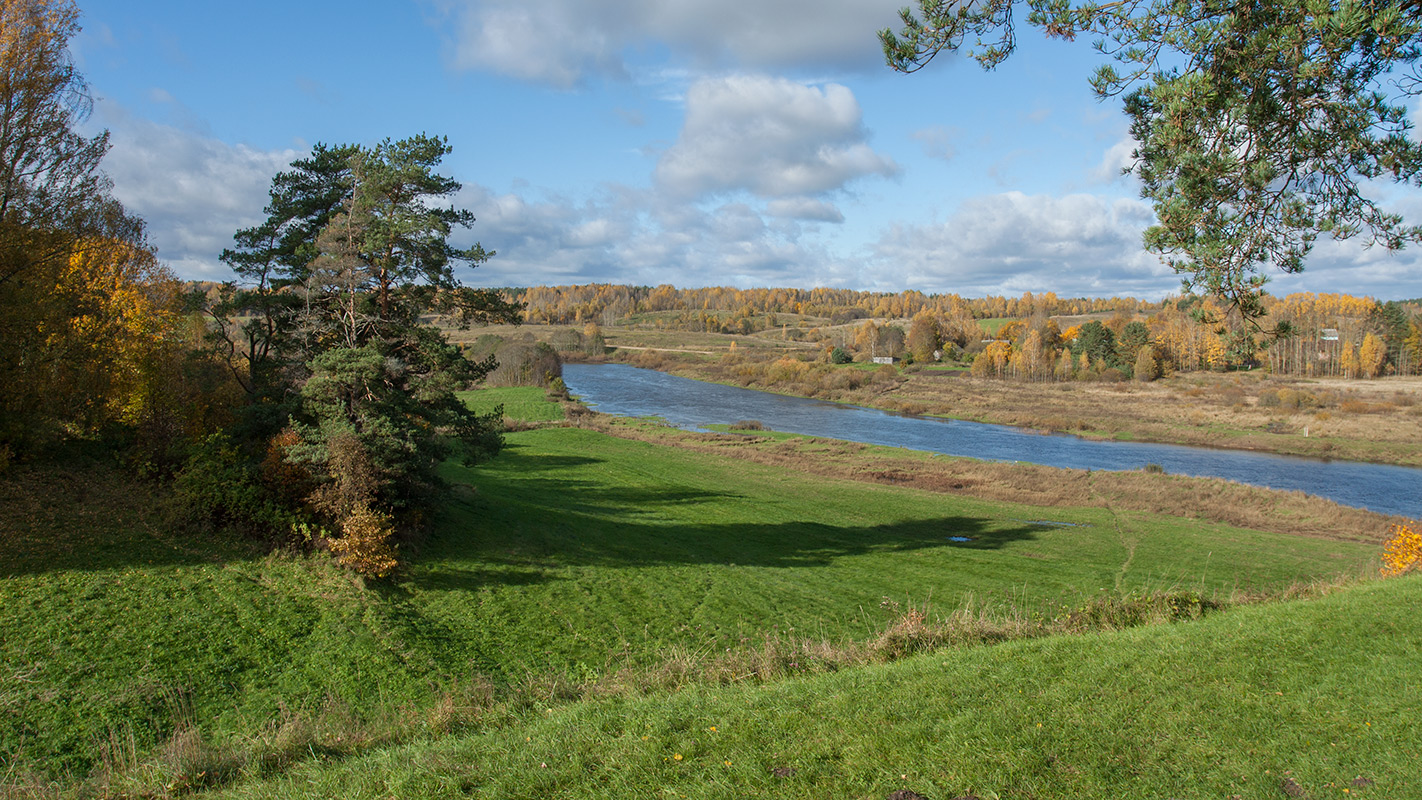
xmin=0 ymin=1 xmax=236 ymax=464
xmin=1339 ymin=340 xmax=1359 ymax=379
xmin=1357 ymin=332 xmax=1387 ymax=379
xmin=972 ymin=341 xmax=1012 ymax=378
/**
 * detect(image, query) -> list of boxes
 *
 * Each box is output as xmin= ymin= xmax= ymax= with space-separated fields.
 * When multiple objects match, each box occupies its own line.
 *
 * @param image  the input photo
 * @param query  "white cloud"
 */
xmin=90 ymin=103 xmax=299 ymax=279
xmin=451 ymin=181 xmax=861 ymax=289
xmin=1091 ymin=134 xmax=1138 ymax=184
xmin=432 ymin=0 xmax=904 ymax=87
xmin=870 ymin=192 xmax=1175 ymax=297
xmin=654 ymin=75 xmax=898 ymax=200
xmin=766 ymin=197 xmax=844 ymax=222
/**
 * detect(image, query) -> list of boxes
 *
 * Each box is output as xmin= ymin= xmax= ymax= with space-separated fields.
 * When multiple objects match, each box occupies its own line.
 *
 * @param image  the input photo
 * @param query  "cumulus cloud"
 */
xmin=766 ymin=197 xmax=844 ymax=222
xmin=90 ymin=103 xmax=299 ymax=279
xmin=450 ymin=181 xmax=861 ymax=289
xmin=869 ymin=192 xmax=1176 ymax=297
xmin=1091 ymin=134 xmax=1138 ymax=184
xmin=654 ymin=75 xmax=898 ymax=200
xmin=432 ymin=0 xmax=904 ymax=87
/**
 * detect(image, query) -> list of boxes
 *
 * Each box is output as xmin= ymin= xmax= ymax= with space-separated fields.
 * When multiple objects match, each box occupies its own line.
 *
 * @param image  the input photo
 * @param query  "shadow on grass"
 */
xmin=0 ymin=463 xmax=261 ymax=577
xmin=483 ymin=442 xmax=606 ymax=472
xmin=415 ymin=462 xmax=1040 ymax=591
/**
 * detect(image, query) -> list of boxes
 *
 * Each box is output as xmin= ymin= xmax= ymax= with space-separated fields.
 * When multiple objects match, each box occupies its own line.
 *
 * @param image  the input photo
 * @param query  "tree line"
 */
xmin=517 ymin=284 xmax=1150 ymax=328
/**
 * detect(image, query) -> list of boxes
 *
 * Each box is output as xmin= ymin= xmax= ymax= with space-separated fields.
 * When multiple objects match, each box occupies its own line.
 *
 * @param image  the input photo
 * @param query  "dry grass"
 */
xmin=644 ymin=350 xmax=1422 ymax=467
xmin=578 ymin=415 xmax=1403 ymax=544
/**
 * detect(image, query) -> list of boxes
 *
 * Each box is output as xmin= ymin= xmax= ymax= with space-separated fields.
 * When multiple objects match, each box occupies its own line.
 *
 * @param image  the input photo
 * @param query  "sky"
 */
xmin=70 ymin=0 xmax=1422 ymax=300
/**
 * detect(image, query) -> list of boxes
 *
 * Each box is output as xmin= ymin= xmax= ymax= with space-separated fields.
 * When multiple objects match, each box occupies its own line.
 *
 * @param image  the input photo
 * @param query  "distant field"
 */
xmin=977 ymin=317 xmax=1012 ymax=336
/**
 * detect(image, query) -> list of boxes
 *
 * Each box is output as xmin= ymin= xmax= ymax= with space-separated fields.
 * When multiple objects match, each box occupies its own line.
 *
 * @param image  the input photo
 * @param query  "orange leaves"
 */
xmin=327 ymin=503 xmax=399 ymax=578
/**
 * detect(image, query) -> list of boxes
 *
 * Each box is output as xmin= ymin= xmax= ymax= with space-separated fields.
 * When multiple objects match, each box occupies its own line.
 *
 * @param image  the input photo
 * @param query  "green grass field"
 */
xmin=201 ymin=573 xmax=1422 ymax=799
xmin=0 ymin=389 xmax=1407 ymax=797
xmin=458 ymin=386 xmax=567 ymax=422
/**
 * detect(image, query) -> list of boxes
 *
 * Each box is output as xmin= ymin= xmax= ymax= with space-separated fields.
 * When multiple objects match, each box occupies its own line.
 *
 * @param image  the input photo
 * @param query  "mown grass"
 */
xmin=407 ymin=423 xmax=1374 ymax=682
xmin=200 ymin=574 xmax=1422 ymax=799
xmin=0 ymin=391 xmax=1396 ymax=795
xmin=457 ymin=386 xmax=565 ymax=423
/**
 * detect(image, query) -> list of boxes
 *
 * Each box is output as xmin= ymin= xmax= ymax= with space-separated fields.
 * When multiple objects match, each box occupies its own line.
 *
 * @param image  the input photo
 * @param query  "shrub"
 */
xmin=829 ymin=346 xmax=853 ymax=364
xmin=327 ymin=502 xmax=399 ymax=578
xmin=1257 ymin=389 xmax=1282 ymax=408
xmin=172 ymin=433 xmax=296 ymax=536
xmin=1381 ymin=522 xmax=1422 ymax=577
xmin=486 ymin=341 xmax=563 ymax=387
xmin=729 ymin=420 xmax=765 ymax=431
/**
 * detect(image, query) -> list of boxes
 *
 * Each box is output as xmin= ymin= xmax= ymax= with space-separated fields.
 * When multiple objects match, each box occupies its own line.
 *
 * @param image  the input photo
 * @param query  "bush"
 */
xmin=1381 ymin=523 xmax=1421 ymax=577
xmin=729 ymin=420 xmax=765 ymax=431
xmin=829 ymin=346 xmax=852 ymax=364
xmin=327 ymin=503 xmax=399 ymax=578
xmin=486 ymin=341 xmax=563 ymax=387
xmin=171 ymin=433 xmax=297 ymax=536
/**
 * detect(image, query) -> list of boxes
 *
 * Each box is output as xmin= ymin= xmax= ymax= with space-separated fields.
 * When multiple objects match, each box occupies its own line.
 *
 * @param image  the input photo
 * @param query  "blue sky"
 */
xmin=72 ymin=0 xmax=1422 ymax=299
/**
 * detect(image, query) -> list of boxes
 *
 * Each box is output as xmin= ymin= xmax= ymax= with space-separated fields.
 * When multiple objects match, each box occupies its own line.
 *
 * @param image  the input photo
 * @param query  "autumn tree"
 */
xmin=906 ymin=311 xmax=942 ymax=362
xmin=972 ymin=340 xmax=1013 ymax=378
xmin=1011 ymin=328 xmax=1051 ymax=381
xmin=1358 ymin=332 xmax=1388 ymax=378
xmin=1134 ymin=345 xmax=1160 ymax=382
xmin=0 ymin=0 xmax=202 ymax=462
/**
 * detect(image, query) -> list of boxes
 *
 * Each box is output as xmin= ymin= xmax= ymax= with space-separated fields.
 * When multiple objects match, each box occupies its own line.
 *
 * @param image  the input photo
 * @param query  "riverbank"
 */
xmin=440 ymin=321 xmax=1422 ymax=467
xmin=605 ymin=346 xmax=1422 ymax=468
xmin=573 ymin=412 xmax=1404 ymax=543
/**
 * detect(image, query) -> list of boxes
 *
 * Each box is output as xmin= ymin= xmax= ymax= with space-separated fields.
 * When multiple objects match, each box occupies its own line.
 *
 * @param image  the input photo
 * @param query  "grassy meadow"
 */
xmin=1 ymin=388 xmax=1412 ymax=797
xmin=196 ymin=574 xmax=1422 ymax=799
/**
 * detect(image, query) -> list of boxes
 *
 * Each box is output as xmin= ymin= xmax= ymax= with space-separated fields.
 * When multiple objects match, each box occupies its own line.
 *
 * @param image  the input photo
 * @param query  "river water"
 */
xmin=562 ymin=363 xmax=1422 ymax=518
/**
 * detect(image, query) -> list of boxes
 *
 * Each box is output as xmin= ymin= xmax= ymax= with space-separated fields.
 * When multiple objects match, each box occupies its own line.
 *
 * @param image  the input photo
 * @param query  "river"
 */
xmin=562 ymin=363 xmax=1422 ymax=518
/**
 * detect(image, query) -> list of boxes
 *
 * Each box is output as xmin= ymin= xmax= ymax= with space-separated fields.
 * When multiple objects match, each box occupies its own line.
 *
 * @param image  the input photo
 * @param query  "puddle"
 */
xmin=946 ymin=536 xmax=974 ymax=542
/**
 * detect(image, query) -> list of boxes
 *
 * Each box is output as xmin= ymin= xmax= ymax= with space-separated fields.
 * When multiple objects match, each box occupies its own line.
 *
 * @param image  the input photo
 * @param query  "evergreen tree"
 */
xmin=215 ymin=136 xmax=522 ymax=571
xmin=882 ymin=0 xmax=1422 ymax=328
